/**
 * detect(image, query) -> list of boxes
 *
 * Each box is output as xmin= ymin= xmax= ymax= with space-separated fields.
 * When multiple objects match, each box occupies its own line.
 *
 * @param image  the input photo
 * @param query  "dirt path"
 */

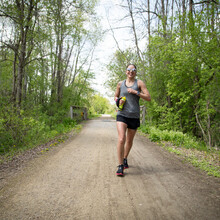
xmin=0 ymin=115 xmax=219 ymax=220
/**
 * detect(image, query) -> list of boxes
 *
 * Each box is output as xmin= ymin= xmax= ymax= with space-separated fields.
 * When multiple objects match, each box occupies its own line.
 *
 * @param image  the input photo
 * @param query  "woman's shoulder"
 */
xmin=137 ymin=79 xmax=147 ymax=89
xmin=117 ymin=80 xmax=124 ymax=87
xmin=137 ymin=79 xmax=145 ymax=86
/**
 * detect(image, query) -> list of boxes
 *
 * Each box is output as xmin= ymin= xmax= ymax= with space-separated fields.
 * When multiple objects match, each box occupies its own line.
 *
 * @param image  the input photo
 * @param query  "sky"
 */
xmin=91 ymin=0 xmax=148 ymax=104
xmin=91 ymin=0 xmax=133 ymax=103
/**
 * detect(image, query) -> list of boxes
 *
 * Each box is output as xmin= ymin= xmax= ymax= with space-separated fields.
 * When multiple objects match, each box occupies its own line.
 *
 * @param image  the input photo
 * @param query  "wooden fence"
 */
xmin=70 ymin=106 xmax=88 ymax=121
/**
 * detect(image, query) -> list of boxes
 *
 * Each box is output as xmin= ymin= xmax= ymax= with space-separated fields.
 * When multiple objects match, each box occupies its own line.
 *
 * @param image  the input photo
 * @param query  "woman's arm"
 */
xmin=128 ymin=80 xmax=151 ymax=101
xmin=127 ymin=80 xmax=151 ymax=101
xmin=114 ymin=81 xmax=122 ymax=101
xmin=138 ymin=80 xmax=151 ymax=101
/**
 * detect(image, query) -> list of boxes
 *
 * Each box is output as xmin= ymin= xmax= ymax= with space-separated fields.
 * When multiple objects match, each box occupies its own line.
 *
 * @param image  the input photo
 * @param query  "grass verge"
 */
xmin=0 ymin=124 xmax=83 ymax=165
xmin=138 ymin=125 xmax=220 ymax=178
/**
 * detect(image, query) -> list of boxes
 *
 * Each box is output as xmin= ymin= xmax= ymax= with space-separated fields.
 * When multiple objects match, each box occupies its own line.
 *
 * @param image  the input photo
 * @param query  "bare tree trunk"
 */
xmin=189 ymin=0 xmax=193 ymax=14
xmin=75 ymin=47 xmax=95 ymax=104
xmin=147 ymin=0 xmax=152 ymax=70
xmin=56 ymin=0 xmax=64 ymax=103
xmin=182 ymin=0 xmax=186 ymax=32
xmin=16 ymin=0 xmax=25 ymax=109
xmin=17 ymin=31 xmax=26 ymax=109
xmin=206 ymin=101 xmax=212 ymax=148
xmin=50 ymin=39 xmax=57 ymax=103
xmin=15 ymin=0 xmax=35 ymax=109
xmin=12 ymin=48 xmax=18 ymax=104
xmin=23 ymin=68 xmax=27 ymax=102
xmin=127 ymin=0 xmax=142 ymax=62
xmin=195 ymin=104 xmax=212 ymax=149
xmin=211 ymin=2 xmax=215 ymax=33
xmin=182 ymin=0 xmax=186 ymax=14
xmin=180 ymin=0 xmax=187 ymax=44
xmin=147 ymin=0 xmax=151 ymax=45
xmin=170 ymin=0 xmax=174 ymax=33
xmin=69 ymin=48 xmax=80 ymax=86
xmin=161 ymin=0 xmax=167 ymax=38
xmin=57 ymin=38 xmax=63 ymax=103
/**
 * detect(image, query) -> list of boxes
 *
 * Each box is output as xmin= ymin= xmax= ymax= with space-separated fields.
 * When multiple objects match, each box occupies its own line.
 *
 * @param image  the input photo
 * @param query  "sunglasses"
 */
xmin=127 ymin=68 xmax=136 ymax=72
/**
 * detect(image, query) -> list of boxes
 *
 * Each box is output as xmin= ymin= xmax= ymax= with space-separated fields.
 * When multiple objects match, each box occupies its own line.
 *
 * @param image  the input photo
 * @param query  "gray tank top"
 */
xmin=117 ymin=79 xmax=140 ymax=118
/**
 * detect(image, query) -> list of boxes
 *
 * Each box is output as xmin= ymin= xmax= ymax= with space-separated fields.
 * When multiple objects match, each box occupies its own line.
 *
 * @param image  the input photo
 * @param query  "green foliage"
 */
xmin=185 ymin=156 xmax=220 ymax=178
xmin=143 ymin=10 xmax=219 ymax=147
xmin=0 ymin=0 xmax=102 ymax=156
xmin=139 ymin=124 xmax=206 ymax=151
xmin=139 ymin=124 xmax=220 ymax=177
xmin=106 ymin=49 xmax=139 ymax=91
xmin=89 ymin=94 xmax=113 ymax=115
xmin=0 ymin=105 xmax=77 ymax=155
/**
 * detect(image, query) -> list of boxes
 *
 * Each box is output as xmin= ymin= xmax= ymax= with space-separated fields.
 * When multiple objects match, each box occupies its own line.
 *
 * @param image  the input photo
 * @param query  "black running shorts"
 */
xmin=116 ymin=115 xmax=140 ymax=130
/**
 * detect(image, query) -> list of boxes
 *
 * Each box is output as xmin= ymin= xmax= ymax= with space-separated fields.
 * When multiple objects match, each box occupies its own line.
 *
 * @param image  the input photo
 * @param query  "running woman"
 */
xmin=115 ymin=64 xmax=151 ymax=176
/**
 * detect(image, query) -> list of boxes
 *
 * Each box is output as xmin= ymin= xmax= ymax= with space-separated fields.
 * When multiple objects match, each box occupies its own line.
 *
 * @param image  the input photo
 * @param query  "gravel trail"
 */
xmin=0 ymin=115 xmax=219 ymax=220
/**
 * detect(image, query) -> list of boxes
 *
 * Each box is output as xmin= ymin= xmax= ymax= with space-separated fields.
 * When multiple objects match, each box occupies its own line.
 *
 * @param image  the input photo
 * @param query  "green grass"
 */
xmin=139 ymin=125 xmax=220 ymax=178
xmin=0 ymin=122 xmax=83 ymax=164
xmin=185 ymin=155 xmax=220 ymax=177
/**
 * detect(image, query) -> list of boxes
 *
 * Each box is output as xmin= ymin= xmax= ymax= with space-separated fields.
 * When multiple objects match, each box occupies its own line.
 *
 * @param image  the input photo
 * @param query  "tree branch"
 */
xmin=195 ymin=112 xmax=208 ymax=144
xmin=193 ymin=0 xmax=218 ymax=5
xmin=0 ymin=10 xmax=18 ymax=23
xmin=133 ymin=8 xmax=159 ymax=17
xmin=106 ymin=16 xmax=129 ymax=63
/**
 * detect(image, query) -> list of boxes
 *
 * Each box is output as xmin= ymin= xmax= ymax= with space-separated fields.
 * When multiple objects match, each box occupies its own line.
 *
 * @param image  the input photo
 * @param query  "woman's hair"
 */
xmin=126 ymin=64 xmax=137 ymax=69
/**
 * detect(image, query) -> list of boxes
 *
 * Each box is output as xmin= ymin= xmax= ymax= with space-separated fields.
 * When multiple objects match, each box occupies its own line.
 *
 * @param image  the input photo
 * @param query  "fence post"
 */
xmin=70 ymin=106 xmax=73 ymax=119
xmin=140 ymin=105 xmax=146 ymax=125
xmin=142 ymin=106 xmax=146 ymax=124
xmin=83 ymin=108 xmax=88 ymax=120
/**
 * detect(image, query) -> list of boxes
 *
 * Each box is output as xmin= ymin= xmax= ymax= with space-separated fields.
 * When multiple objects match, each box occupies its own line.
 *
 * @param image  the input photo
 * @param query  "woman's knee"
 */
xmin=118 ymin=135 xmax=126 ymax=145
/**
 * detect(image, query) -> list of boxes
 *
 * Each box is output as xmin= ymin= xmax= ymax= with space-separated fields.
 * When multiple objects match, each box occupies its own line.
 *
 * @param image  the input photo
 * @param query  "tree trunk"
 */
xmin=16 ymin=29 xmax=26 ymax=109
xmin=15 ymin=0 xmax=35 ymax=109
xmin=57 ymin=39 xmax=63 ymax=103
xmin=161 ymin=0 xmax=167 ymax=38
xmin=170 ymin=0 xmax=174 ymax=33
xmin=182 ymin=0 xmax=186 ymax=39
xmin=147 ymin=0 xmax=151 ymax=45
xmin=127 ymin=0 xmax=142 ymax=62
xmin=189 ymin=0 xmax=193 ymax=14
xmin=12 ymin=48 xmax=18 ymax=104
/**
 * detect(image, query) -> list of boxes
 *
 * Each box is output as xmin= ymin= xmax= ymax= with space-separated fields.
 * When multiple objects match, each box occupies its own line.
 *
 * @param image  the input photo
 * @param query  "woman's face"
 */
xmin=126 ymin=65 xmax=136 ymax=79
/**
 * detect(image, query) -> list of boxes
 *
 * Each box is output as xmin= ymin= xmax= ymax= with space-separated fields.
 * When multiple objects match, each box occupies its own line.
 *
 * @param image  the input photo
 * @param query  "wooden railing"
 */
xmin=70 ymin=106 xmax=88 ymax=121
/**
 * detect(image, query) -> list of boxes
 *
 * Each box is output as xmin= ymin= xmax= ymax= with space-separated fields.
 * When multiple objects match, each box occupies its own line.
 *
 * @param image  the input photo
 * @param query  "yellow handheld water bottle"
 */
xmin=118 ymin=96 xmax=126 ymax=110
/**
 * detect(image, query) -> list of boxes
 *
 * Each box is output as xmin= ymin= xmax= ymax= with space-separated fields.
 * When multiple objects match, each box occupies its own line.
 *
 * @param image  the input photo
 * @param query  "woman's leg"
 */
xmin=116 ymin=121 xmax=127 ymax=165
xmin=124 ymin=128 xmax=137 ymax=159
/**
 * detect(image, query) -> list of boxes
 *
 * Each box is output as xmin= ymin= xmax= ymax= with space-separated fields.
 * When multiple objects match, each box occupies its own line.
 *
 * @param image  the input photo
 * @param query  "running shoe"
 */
xmin=116 ymin=164 xmax=124 ymax=176
xmin=123 ymin=158 xmax=129 ymax=169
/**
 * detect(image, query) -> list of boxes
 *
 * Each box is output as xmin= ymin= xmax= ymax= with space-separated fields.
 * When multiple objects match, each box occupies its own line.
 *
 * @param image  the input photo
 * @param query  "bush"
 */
xmin=0 ymin=107 xmax=78 ymax=155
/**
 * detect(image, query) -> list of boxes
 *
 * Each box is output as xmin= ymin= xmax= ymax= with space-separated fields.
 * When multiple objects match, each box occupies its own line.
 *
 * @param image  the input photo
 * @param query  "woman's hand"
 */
xmin=119 ymin=98 xmax=125 ymax=105
xmin=127 ymin=88 xmax=137 ymax=95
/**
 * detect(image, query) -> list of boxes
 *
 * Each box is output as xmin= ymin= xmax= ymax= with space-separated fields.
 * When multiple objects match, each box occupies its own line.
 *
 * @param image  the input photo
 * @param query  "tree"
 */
xmin=106 ymin=0 xmax=220 ymax=147
xmin=0 ymin=0 xmax=40 ymax=109
xmin=90 ymin=94 xmax=111 ymax=114
xmin=0 ymin=0 xmax=102 ymax=154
